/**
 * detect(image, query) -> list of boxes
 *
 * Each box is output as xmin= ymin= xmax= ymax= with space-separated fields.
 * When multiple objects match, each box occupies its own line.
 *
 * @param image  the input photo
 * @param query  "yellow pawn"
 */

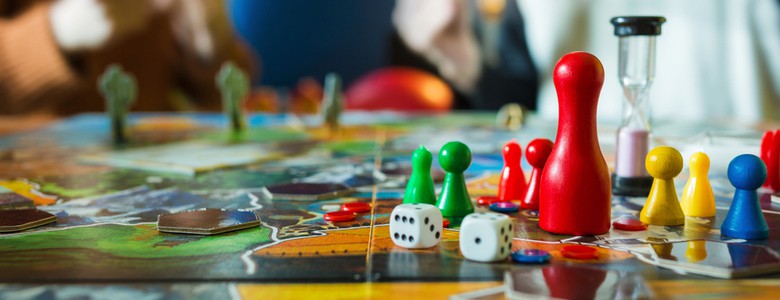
xmin=651 ymin=243 xmax=675 ymax=260
xmin=680 ymin=152 xmax=716 ymax=218
xmin=685 ymin=240 xmax=708 ymax=263
xmin=640 ymin=146 xmax=685 ymax=226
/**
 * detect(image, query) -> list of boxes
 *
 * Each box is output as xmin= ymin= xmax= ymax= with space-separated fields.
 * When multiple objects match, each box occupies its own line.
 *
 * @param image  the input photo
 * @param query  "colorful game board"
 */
xmin=0 ymin=112 xmax=778 ymax=298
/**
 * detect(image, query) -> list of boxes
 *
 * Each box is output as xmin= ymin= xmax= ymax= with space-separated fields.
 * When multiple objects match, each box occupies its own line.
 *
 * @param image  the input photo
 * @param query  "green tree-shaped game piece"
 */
xmin=216 ymin=62 xmax=249 ymax=134
xmin=321 ymin=73 xmax=343 ymax=134
xmin=403 ymin=145 xmax=436 ymax=205
xmin=98 ymin=64 xmax=137 ymax=144
xmin=436 ymin=141 xmax=474 ymax=224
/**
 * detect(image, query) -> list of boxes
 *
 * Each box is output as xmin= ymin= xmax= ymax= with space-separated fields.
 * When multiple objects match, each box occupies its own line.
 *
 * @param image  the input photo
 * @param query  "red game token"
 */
xmin=443 ymin=218 xmax=450 ymax=228
xmin=476 ymin=196 xmax=500 ymax=206
xmin=324 ymin=211 xmax=357 ymax=222
xmin=561 ymin=245 xmax=598 ymax=260
xmin=340 ymin=202 xmax=371 ymax=213
xmin=612 ymin=217 xmax=648 ymax=231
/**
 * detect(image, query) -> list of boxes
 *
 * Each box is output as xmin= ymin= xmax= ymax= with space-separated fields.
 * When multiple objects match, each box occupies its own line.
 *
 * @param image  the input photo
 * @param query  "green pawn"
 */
xmin=216 ymin=62 xmax=249 ymax=134
xmin=403 ymin=145 xmax=436 ymax=205
xmin=98 ymin=64 xmax=137 ymax=144
xmin=321 ymin=73 xmax=343 ymax=134
xmin=436 ymin=141 xmax=474 ymax=224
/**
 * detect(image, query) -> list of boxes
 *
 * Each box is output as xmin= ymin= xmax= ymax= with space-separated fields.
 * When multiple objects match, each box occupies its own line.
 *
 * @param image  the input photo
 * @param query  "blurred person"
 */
xmin=392 ymin=0 xmax=538 ymax=111
xmin=0 ymin=0 xmax=253 ymax=115
xmin=393 ymin=0 xmax=780 ymax=122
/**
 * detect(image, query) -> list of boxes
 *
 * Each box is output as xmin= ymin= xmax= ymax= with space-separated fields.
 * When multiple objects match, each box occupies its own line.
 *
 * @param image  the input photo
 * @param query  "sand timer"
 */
xmin=610 ymin=16 xmax=666 ymax=196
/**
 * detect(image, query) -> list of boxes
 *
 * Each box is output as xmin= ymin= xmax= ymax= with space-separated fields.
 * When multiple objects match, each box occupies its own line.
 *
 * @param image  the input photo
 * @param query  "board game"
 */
xmin=0 ymin=111 xmax=779 ymax=299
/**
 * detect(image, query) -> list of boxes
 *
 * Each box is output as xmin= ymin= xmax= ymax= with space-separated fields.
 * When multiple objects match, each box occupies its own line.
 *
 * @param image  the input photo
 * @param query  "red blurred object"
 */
xmin=346 ymin=67 xmax=453 ymax=112
xmin=340 ymin=202 xmax=371 ymax=213
xmin=476 ymin=196 xmax=500 ymax=206
xmin=761 ymin=130 xmax=780 ymax=191
xmin=290 ymin=77 xmax=323 ymax=114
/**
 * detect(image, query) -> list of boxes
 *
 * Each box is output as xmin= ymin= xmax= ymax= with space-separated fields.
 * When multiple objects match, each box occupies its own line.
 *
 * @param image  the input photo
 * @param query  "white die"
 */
xmin=459 ymin=212 xmax=513 ymax=262
xmin=389 ymin=203 xmax=443 ymax=249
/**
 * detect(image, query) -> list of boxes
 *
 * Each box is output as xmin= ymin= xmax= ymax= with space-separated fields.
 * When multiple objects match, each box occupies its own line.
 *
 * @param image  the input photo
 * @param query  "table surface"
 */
xmin=0 ymin=112 xmax=779 ymax=300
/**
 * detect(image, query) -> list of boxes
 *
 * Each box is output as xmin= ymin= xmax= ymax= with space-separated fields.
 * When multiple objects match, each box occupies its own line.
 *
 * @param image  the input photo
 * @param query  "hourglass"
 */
xmin=610 ymin=16 xmax=666 ymax=197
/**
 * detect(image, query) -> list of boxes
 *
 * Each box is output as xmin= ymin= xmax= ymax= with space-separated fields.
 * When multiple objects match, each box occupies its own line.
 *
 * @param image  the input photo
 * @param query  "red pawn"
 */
xmin=539 ymin=52 xmax=611 ymax=235
xmin=498 ymin=140 xmax=527 ymax=202
xmin=520 ymin=138 xmax=553 ymax=210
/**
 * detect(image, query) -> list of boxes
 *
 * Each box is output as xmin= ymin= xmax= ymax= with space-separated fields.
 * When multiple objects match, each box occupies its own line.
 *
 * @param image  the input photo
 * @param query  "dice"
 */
xmin=390 ymin=203 xmax=443 ymax=249
xmin=459 ymin=212 xmax=513 ymax=262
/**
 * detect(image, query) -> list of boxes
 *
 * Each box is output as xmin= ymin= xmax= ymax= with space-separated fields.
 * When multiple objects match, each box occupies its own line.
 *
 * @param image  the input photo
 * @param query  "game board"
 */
xmin=0 ymin=112 xmax=779 ymax=298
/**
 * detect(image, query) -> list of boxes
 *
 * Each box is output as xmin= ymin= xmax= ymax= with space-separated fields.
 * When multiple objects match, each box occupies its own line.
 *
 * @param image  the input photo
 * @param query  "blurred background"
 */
xmin=1 ymin=0 xmax=779 ymax=125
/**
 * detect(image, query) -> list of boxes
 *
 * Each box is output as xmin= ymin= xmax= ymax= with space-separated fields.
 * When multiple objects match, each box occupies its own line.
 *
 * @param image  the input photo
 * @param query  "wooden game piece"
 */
xmin=540 ymin=265 xmax=610 ymax=300
xmin=721 ymin=154 xmax=769 ymax=240
xmin=612 ymin=216 xmax=647 ymax=231
xmin=0 ymin=209 xmax=57 ymax=233
xmin=770 ymin=130 xmax=780 ymax=190
xmin=340 ymin=202 xmax=371 ymax=213
xmin=403 ymin=145 xmax=436 ymax=205
xmin=156 ymin=208 xmax=260 ymax=235
xmin=520 ymin=138 xmax=553 ymax=210
xmin=680 ymin=152 xmax=716 ymax=218
xmin=498 ymin=140 xmax=527 ymax=202
xmin=324 ymin=211 xmax=357 ymax=222
xmin=511 ymin=249 xmax=551 ymax=264
xmin=538 ymin=52 xmax=611 ymax=235
xmin=759 ymin=130 xmax=773 ymax=188
xmin=489 ymin=202 xmax=519 ymax=213
xmin=98 ymin=64 xmax=137 ymax=144
xmin=436 ymin=141 xmax=474 ymax=223
xmin=561 ymin=245 xmax=598 ymax=260
xmin=640 ymin=146 xmax=685 ymax=226
xmin=476 ymin=196 xmax=500 ymax=206
xmin=321 ymin=73 xmax=344 ymax=135
xmin=651 ymin=243 xmax=675 ymax=260
xmin=216 ymin=62 xmax=250 ymax=134
xmin=760 ymin=130 xmax=780 ymax=191
xmin=442 ymin=218 xmax=450 ymax=228
xmin=496 ymin=103 xmax=524 ymax=131
xmin=686 ymin=240 xmax=707 ymax=263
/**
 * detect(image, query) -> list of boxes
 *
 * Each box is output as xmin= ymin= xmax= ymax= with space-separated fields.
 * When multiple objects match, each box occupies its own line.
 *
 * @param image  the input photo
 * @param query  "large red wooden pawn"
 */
xmin=498 ymin=140 xmax=526 ymax=202
xmin=520 ymin=138 xmax=553 ymax=210
xmin=772 ymin=130 xmax=780 ymax=191
xmin=761 ymin=130 xmax=780 ymax=191
xmin=759 ymin=130 xmax=772 ymax=189
xmin=539 ymin=52 xmax=612 ymax=235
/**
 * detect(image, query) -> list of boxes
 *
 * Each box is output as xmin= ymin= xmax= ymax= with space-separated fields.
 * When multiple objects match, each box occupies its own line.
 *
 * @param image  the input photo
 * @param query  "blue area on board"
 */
xmin=0 ymin=113 xmax=294 ymax=149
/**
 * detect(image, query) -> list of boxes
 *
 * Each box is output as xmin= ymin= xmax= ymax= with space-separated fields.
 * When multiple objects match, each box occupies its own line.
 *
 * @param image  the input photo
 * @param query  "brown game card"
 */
xmin=0 ymin=209 xmax=57 ymax=233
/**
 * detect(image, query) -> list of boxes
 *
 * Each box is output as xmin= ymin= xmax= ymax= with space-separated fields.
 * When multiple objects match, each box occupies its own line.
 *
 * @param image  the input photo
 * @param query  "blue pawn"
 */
xmin=721 ymin=154 xmax=769 ymax=240
xmin=727 ymin=243 xmax=761 ymax=268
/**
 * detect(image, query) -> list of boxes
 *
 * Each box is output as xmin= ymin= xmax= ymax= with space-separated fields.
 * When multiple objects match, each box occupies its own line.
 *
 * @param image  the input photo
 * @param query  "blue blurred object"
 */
xmin=489 ymin=202 xmax=519 ymax=213
xmin=721 ymin=154 xmax=769 ymax=240
xmin=229 ymin=0 xmax=395 ymax=88
xmin=511 ymin=249 xmax=551 ymax=264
